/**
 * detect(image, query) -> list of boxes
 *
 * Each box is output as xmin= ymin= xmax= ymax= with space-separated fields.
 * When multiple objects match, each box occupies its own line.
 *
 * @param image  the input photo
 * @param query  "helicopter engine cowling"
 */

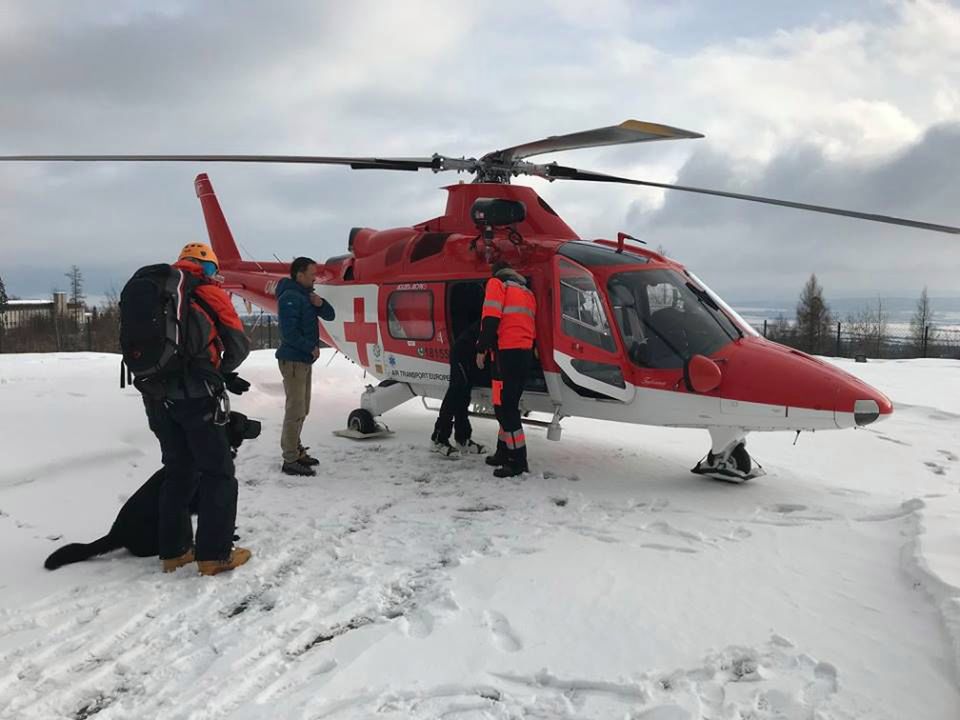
xmin=351 ymin=227 xmax=417 ymax=258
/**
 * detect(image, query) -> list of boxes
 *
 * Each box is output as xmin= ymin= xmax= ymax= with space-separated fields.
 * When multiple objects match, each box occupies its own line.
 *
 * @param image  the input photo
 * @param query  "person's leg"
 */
xmin=297 ymin=363 xmax=313 ymax=455
xmin=304 ymin=364 xmax=312 ymax=417
xmin=433 ymin=386 xmax=456 ymax=444
xmin=172 ymin=397 xmax=237 ymax=562
xmin=279 ymin=360 xmax=308 ymax=463
xmin=433 ymin=356 xmax=462 ymax=444
xmin=496 ymin=350 xmax=532 ymax=474
xmin=451 ymin=360 xmax=474 ymax=446
xmin=487 ymin=351 xmax=508 ymax=466
xmin=147 ymin=399 xmax=198 ymax=561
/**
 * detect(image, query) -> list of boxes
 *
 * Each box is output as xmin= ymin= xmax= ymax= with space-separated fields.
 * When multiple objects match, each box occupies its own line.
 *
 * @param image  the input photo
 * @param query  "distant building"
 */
xmin=1 ymin=292 xmax=87 ymax=328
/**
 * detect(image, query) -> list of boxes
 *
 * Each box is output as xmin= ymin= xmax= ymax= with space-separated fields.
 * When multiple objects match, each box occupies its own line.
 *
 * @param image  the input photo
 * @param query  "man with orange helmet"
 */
xmin=476 ymin=260 xmax=537 ymax=477
xmin=133 ymin=242 xmax=252 ymax=576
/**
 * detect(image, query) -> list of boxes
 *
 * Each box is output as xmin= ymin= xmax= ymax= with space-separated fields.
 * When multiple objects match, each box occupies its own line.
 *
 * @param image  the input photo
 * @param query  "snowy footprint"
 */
xmin=483 ymin=610 xmax=522 ymax=652
xmin=399 ymin=608 xmax=434 ymax=639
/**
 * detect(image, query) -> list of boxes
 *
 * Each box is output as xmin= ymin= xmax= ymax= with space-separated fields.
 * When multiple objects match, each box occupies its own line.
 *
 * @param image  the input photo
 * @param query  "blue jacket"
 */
xmin=275 ymin=278 xmax=336 ymax=364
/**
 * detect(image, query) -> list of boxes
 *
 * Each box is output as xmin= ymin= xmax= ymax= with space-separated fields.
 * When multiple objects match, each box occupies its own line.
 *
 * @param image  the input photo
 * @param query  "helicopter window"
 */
xmin=558 ymin=241 xmax=646 ymax=266
xmin=410 ymin=232 xmax=451 ymax=262
xmin=387 ymin=290 xmax=434 ymax=340
xmin=558 ymin=259 xmax=617 ymax=353
xmin=608 ymin=269 xmax=738 ymax=369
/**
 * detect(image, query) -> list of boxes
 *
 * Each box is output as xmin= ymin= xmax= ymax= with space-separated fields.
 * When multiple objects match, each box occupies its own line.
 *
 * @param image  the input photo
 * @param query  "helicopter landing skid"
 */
xmin=691 ymin=453 xmax=765 ymax=483
xmin=691 ymin=427 xmax=765 ymax=483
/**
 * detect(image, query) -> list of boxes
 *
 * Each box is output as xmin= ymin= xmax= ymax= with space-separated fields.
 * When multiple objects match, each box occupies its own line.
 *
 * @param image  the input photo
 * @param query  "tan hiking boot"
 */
xmin=197 ymin=547 xmax=252 ymax=577
xmin=162 ymin=548 xmax=195 ymax=573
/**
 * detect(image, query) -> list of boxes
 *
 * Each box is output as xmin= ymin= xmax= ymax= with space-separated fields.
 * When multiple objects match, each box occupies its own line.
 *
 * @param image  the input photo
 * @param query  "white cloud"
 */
xmin=0 ymin=0 xmax=957 ymax=302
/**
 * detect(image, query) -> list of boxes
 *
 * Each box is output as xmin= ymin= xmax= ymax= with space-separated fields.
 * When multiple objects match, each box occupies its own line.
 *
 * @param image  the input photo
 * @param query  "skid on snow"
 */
xmin=332 ymin=427 xmax=395 ymax=441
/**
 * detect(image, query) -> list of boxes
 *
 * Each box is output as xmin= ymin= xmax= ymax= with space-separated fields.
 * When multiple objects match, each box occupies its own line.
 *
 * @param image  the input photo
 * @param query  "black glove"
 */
xmin=223 ymin=372 xmax=251 ymax=395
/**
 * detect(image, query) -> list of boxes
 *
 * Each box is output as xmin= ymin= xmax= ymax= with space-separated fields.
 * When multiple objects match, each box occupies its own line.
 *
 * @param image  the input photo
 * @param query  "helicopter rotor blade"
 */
xmin=545 ymin=164 xmax=960 ymax=235
xmin=0 ymin=154 xmax=440 ymax=171
xmin=487 ymin=120 xmax=703 ymax=164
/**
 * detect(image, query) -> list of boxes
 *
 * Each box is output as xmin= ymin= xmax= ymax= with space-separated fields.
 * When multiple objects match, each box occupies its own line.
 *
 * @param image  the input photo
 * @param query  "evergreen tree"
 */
xmin=795 ymin=274 xmax=833 ymax=354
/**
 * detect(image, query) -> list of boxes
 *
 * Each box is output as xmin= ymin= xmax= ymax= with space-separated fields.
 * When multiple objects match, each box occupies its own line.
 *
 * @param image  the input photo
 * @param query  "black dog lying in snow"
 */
xmin=44 ymin=411 xmax=261 ymax=570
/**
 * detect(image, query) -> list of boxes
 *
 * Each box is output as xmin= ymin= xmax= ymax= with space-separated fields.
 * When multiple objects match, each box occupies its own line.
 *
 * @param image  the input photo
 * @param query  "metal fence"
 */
xmin=1 ymin=303 xmax=956 ymax=361
xmin=0 ymin=306 xmax=280 ymax=354
xmin=757 ymin=319 xmax=960 ymax=359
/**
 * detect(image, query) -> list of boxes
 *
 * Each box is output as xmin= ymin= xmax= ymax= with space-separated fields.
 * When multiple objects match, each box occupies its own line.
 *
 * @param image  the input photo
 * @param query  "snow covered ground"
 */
xmin=1 ymin=350 xmax=959 ymax=719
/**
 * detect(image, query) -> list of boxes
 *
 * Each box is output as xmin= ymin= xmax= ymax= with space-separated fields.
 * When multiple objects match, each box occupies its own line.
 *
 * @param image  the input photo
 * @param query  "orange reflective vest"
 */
xmin=481 ymin=275 xmax=537 ymax=350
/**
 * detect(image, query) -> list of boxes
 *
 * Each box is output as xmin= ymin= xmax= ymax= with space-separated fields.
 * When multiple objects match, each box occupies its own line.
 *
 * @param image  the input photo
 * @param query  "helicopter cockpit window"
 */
xmin=387 ymin=290 xmax=434 ymax=340
xmin=607 ymin=269 xmax=739 ymax=369
xmin=559 ymin=259 xmax=617 ymax=353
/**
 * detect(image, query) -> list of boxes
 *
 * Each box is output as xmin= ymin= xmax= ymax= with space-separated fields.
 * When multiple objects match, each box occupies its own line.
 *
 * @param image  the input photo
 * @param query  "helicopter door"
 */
xmin=377 ymin=282 xmax=448 ymax=375
xmin=553 ymin=257 xmax=634 ymax=403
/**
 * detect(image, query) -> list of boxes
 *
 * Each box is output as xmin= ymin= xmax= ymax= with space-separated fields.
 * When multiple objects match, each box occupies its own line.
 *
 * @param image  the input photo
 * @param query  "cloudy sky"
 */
xmin=1 ymin=0 xmax=958 ymax=303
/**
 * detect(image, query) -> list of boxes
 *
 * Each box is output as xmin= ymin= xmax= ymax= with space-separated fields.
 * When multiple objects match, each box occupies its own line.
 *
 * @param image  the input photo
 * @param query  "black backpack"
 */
xmin=119 ymin=264 xmax=206 ymax=390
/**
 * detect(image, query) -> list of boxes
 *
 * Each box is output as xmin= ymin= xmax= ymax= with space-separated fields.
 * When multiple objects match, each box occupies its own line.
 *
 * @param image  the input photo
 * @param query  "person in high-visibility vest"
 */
xmin=476 ymin=260 xmax=537 ymax=477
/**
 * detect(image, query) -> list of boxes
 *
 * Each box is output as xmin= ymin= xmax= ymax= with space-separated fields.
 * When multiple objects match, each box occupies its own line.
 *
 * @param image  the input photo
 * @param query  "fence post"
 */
xmin=835 ymin=321 xmax=841 ymax=357
xmin=923 ymin=325 xmax=929 ymax=358
xmin=267 ymin=316 xmax=273 ymax=349
xmin=762 ymin=319 xmax=768 ymax=338
xmin=87 ymin=316 xmax=93 ymax=352
xmin=52 ymin=306 xmax=61 ymax=352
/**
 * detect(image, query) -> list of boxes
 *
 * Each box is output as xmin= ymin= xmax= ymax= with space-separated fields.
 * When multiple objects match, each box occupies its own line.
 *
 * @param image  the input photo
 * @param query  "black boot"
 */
xmin=282 ymin=460 xmax=316 ymax=476
xmin=493 ymin=447 xmax=528 ymax=477
xmin=298 ymin=445 xmax=320 ymax=467
xmin=485 ymin=440 xmax=508 ymax=467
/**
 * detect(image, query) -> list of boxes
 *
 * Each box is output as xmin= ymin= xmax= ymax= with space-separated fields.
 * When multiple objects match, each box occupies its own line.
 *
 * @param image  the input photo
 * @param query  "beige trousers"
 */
xmin=279 ymin=360 xmax=313 ymax=463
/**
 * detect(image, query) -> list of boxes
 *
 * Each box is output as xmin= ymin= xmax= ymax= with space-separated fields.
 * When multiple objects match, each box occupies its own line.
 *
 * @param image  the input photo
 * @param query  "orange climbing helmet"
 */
xmin=178 ymin=242 xmax=219 ymax=268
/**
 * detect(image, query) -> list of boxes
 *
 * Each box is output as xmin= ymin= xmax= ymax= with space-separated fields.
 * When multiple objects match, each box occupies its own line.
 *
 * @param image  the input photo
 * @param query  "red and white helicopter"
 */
xmin=5 ymin=121 xmax=959 ymax=480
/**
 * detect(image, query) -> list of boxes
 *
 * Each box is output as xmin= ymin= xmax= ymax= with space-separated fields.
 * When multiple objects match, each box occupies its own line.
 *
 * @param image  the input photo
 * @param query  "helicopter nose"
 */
xmin=835 ymin=377 xmax=893 ymax=428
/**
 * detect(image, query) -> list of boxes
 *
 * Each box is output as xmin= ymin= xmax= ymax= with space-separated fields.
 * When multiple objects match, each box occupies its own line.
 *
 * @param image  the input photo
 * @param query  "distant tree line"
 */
xmin=765 ymin=274 xmax=950 ymax=358
xmin=0 ymin=267 xmax=277 ymax=354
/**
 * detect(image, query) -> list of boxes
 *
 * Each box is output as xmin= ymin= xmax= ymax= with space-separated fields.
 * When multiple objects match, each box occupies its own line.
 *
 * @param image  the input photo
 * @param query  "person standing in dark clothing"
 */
xmin=275 ymin=256 xmax=335 ymax=476
xmin=476 ymin=261 xmax=537 ymax=478
xmin=431 ymin=321 xmax=487 ymax=457
xmin=140 ymin=242 xmax=252 ymax=576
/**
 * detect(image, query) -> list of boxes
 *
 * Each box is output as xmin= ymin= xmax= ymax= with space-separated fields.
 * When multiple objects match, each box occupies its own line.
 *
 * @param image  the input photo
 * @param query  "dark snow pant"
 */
xmin=145 ymin=396 xmax=238 ymax=562
xmin=492 ymin=349 xmax=533 ymax=468
xmin=433 ymin=356 xmax=474 ymax=446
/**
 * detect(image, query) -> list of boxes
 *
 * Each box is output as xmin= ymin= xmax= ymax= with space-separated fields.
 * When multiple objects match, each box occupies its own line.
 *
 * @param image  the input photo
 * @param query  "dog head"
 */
xmin=227 ymin=411 xmax=261 ymax=456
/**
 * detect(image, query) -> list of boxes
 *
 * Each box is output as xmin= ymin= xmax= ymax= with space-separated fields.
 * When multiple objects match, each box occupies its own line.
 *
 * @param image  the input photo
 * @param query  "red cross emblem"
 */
xmin=343 ymin=297 xmax=378 ymax=366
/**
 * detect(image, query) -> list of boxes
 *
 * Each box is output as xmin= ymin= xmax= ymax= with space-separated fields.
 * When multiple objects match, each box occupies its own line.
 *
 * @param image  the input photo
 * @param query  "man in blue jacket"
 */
xmin=276 ymin=256 xmax=335 ymax=476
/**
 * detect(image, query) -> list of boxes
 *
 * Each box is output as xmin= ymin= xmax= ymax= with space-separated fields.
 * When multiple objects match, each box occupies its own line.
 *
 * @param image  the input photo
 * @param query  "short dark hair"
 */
xmin=491 ymin=260 xmax=511 ymax=275
xmin=290 ymin=256 xmax=317 ymax=279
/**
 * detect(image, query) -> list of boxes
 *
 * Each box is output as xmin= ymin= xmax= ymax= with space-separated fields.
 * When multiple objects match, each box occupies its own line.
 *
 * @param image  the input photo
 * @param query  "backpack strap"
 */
xmin=182 ymin=278 xmax=228 ymax=396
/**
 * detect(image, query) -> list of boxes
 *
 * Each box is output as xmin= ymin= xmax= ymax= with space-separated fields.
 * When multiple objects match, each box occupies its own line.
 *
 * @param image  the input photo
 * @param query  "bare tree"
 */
xmin=846 ymin=299 xmax=888 ymax=358
xmin=65 ymin=265 xmax=85 ymax=322
xmin=910 ymin=287 xmax=936 ymax=355
xmin=795 ymin=274 xmax=833 ymax=354
xmin=767 ymin=313 xmax=795 ymax=344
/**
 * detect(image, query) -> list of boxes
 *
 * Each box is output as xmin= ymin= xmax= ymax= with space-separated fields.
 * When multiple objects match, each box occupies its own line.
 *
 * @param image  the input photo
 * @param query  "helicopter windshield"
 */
xmin=607 ymin=269 xmax=740 ymax=369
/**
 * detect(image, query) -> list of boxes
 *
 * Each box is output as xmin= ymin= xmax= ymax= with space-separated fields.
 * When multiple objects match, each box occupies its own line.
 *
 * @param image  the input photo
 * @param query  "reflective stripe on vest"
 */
xmin=498 ymin=282 xmax=537 ymax=350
